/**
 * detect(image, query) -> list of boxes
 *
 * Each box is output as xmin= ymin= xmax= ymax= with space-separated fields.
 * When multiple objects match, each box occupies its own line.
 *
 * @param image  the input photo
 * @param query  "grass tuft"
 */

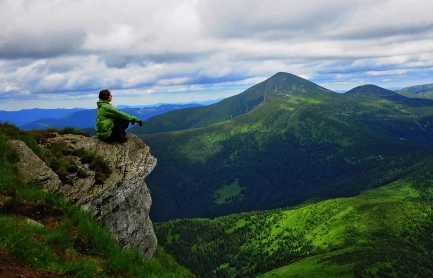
xmin=72 ymin=148 xmax=112 ymax=184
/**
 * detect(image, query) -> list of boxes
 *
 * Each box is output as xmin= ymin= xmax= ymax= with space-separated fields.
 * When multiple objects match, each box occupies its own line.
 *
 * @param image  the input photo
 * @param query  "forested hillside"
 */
xmin=155 ymin=157 xmax=433 ymax=277
xmin=136 ymin=73 xmax=433 ymax=222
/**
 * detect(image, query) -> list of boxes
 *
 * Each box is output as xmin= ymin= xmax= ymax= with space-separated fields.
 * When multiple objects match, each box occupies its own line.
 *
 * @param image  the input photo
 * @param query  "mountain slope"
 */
xmin=345 ymin=84 xmax=399 ymax=98
xmin=154 ymin=149 xmax=433 ymax=277
xmin=395 ymin=83 xmax=433 ymax=99
xmin=138 ymin=73 xmax=433 ymax=222
xmin=346 ymin=84 xmax=433 ymax=108
xmin=130 ymin=72 xmax=337 ymax=135
xmin=155 ymin=192 xmax=433 ymax=277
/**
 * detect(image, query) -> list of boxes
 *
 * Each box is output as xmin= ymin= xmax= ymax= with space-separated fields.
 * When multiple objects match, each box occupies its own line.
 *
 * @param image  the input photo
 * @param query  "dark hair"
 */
xmin=99 ymin=89 xmax=111 ymax=100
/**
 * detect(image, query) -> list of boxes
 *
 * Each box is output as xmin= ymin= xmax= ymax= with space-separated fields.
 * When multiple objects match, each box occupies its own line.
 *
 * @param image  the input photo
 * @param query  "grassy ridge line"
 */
xmin=155 ymin=196 xmax=433 ymax=277
xmin=0 ymin=123 xmax=193 ymax=277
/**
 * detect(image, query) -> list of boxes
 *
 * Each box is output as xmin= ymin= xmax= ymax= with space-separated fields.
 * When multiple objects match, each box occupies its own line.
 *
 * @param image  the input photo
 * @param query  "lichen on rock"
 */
xmin=10 ymin=133 xmax=157 ymax=258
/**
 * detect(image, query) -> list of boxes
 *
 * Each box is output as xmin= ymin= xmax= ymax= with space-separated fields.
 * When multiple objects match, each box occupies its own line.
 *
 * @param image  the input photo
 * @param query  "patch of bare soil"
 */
xmin=3 ymin=202 xmax=65 ymax=228
xmin=0 ymin=248 xmax=60 ymax=278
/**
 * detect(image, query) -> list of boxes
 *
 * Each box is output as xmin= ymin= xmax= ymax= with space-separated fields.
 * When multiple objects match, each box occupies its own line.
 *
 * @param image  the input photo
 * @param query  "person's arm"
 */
xmin=103 ymin=104 xmax=140 ymax=122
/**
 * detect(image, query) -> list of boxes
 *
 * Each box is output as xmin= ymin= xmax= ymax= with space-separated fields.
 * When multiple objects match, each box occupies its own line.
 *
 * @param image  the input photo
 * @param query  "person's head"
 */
xmin=99 ymin=89 xmax=112 ymax=102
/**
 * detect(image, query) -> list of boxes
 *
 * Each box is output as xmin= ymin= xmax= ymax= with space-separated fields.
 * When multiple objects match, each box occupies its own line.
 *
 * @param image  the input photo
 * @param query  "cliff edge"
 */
xmin=10 ymin=133 xmax=157 ymax=258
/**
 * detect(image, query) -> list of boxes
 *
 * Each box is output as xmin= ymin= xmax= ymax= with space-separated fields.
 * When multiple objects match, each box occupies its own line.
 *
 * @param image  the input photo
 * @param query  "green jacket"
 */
xmin=95 ymin=100 xmax=140 ymax=140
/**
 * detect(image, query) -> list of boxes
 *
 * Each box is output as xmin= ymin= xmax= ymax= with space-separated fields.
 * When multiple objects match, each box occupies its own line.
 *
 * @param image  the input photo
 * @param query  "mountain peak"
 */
xmin=345 ymin=84 xmax=399 ymax=98
xmin=257 ymin=72 xmax=336 ymax=100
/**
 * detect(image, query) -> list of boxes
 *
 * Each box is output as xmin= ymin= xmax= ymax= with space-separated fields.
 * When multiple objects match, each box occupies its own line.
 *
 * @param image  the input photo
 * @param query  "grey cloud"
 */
xmin=146 ymin=51 xmax=215 ymax=64
xmin=196 ymin=0 xmax=433 ymax=44
xmin=0 ymin=30 xmax=86 ymax=59
xmin=334 ymin=23 xmax=433 ymax=41
xmin=317 ymin=54 xmax=432 ymax=76
xmin=158 ymin=71 xmax=250 ymax=86
xmin=317 ymin=61 xmax=399 ymax=75
xmin=196 ymin=0 xmax=356 ymax=40
xmin=0 ymin=58 xmax=36 ymax=73
xmin=45 ymin=58 xmax=85 ymax=74
xmin=119 ymin=70 xmax=250 ymax=90
xmin=102 ymin=55 xmax=133 ymax=68
xmin=100 ymin=51 xmax=215 ymax=69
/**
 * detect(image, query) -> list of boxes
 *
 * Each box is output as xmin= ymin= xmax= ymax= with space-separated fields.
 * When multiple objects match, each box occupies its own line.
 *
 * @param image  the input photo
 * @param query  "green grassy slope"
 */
xmin=139 ymin=83 xmax=433 ymax=221
xmin=359 ymin=155 xmax=433 ymax=203
xmin=258 ymin=158 xmax=433 ymax=277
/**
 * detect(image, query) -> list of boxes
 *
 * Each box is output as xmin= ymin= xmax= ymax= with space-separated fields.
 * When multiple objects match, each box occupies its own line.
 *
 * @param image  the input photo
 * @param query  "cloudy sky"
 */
xmin=1 ymin=0 xmax=433 ymax=110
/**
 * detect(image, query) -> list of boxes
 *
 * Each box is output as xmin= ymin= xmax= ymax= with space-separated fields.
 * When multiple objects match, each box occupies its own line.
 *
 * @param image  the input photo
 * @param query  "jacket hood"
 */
xmin=97 ymin=99 xmax=110 ymax=108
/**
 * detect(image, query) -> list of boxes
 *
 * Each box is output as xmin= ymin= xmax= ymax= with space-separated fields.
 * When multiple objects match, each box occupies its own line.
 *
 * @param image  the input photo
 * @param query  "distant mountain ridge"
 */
xmin=395 ymin=83 xmax=433 ymax=100
xmin=345 ymin=84 xmax=399 ymax=98
xmin=349 ymin=84 xmax=433 ymax=106
xmin=0 ymin=108 xmax=85 ymax=127
xmin=9 ymin=103 xmax=203 ymax=130
xmin=399 ymin=83 xmax=433 ymax=94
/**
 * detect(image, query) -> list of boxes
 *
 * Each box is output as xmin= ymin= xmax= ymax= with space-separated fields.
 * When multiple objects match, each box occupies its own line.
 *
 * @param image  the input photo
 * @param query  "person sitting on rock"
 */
xmin=95 ymin=89 xmax=142 ymax=143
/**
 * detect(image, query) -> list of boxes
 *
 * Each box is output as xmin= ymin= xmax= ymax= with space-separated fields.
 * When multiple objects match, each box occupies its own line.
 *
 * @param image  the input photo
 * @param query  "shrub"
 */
xmin=72 ymin=148 xmax=112 ymax=184
xmin=59 ymin=127 xmax=90 ymax=137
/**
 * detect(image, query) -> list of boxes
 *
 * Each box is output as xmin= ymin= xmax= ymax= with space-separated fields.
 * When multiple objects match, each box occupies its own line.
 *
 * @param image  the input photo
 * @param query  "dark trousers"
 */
xmin=107 ymin=119 xmax=129 ymax=140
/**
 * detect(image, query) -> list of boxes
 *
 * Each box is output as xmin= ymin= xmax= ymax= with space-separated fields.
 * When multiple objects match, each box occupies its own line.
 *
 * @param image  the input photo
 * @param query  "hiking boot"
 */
xmin=115 ymin=135 xmax=128 ymax=143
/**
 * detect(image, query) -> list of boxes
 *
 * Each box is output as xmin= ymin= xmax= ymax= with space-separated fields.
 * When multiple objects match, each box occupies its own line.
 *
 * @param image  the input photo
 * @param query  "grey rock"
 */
xmin=10 ymin=133 xmax=157 ymax=258
xmin=8 ymin=140 xmax=62 ymax=191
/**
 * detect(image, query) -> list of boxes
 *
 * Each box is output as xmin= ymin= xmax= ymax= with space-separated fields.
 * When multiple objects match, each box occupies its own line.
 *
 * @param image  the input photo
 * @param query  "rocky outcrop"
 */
xmin=10 ymin=133 xmax=157 ymax=258
xmin=9 ymin=140 xmax=62 ymax=192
